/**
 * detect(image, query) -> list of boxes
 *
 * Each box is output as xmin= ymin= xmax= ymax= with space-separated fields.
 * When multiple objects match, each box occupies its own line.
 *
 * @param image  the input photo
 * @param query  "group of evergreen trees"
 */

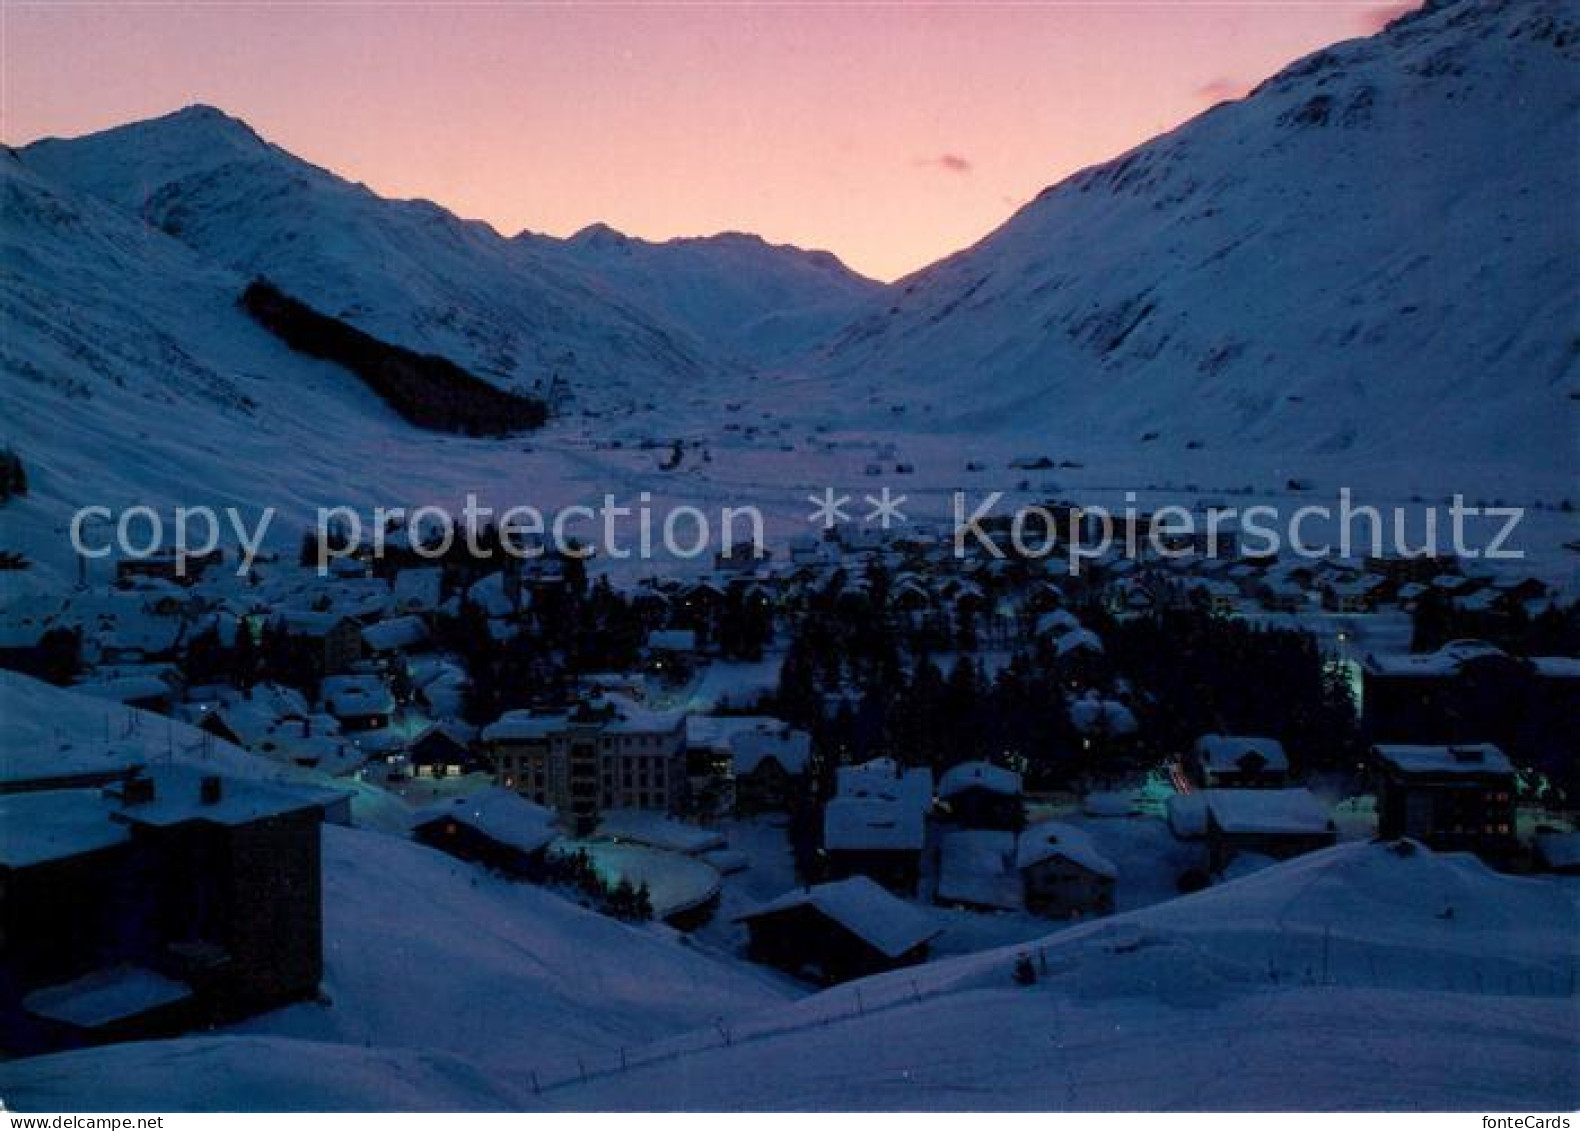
xmin=0 ymin=447 xmax=27 ymax=503
xmin=774 ymin=585 xmax=1361 ymax=795
xmin=1411 ymin=590 xmax=1580 ymax=656
xmin=242 ymin=279 xmax=548 ymax=436
xmin=542 ymin=848 xmax=653 ymax=921
xmin=180 ymin=619 xmax=323 ymax=695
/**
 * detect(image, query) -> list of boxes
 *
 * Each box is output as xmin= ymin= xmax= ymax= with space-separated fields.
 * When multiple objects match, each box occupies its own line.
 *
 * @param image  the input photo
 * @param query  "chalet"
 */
xmin=938 ymin=761 xmax=1024 ymax=830
xmin=1365 ymin=552 xmax=1452 ymax=586
xmin=1259 ymin=579 xmax=1305 ymax=613
xmin=1371 ymin=743 xmax=1516 ymax=861
xmin=390 ymin=567 xmax=443 ymax=613
xmin=823 ymin=759 xmax=932 ymax=893
xmin=1069 ymin=696 xmax=1140 ymax=759
xmin=1015 ymin=820 xmax=1117 ymax=917
xmin=273 ymin=609 xmax=362 ymax=675
xmin=1187 ymin=735 xmax=1290 ymax=789
xmin=1202 ymin=788 xmax=1336 ymax=873
xmin=0 ymin=598 xmax=77 ymax=681
xmin=0 ymin=767 xmax=324 ymax=1056
xmin=320 ymin=674 xmax=395 ymax=732
xmin=466 ymin=570 xmax=523 ymax=620
xmin=646 ymin=628 xmax=700 ymax=678
xmin=1321 ymin=575 xmax=1383 ymax=613
xmin=736 ymin=876 xmax=940 ymax=984
xmin=360 ymin=614 xmax=429 ymax=657
xmin=731 ymin=725 xmax=813 ymax=814
xmin=935 ymin=830 xmax=1021 ymax=911
xmin=410 ymin=788 xmax=558 ymax=879
xmin=407 ymin=722 xmax=485 ymax=779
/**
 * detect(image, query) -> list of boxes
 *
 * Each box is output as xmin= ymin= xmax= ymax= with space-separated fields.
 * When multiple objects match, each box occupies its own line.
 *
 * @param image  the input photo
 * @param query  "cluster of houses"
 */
xmin=1 ymin=516 xmax=1573 ymax=1000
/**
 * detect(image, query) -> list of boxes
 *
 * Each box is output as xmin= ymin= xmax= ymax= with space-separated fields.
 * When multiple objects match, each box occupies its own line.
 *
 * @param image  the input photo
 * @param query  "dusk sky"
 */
xmin=4 ymin=2 xmax=1410 ymax=280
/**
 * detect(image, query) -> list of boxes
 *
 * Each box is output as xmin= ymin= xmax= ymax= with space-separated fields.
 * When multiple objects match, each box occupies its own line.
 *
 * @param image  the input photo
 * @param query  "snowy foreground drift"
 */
xmin=4 ymin=833 xmax=1575 ymax=1111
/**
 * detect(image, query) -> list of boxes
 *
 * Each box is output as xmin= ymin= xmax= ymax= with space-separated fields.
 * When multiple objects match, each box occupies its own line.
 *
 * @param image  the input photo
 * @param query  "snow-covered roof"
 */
xmin=824 ymin=794 xmax=927 ymax=852
xmin=596 ymin=809 xmax=725 ymax=855
xmin=1069 ymin=697 xmax=1139 ymax=736
xmin=466 ymin=572 xmax=518 ymax=618
xmin=70 ymin=675 xmax=172 ymax=704
xmin=392 ymin=567 xmax=443 ymax=609
xmin=1362 ymin=640 xmax=1507 ymax=678
xmin=23 ymin=964 xmax=193 ymax=1029
xmin=273 ymin=608 xmax=354 ymax=638
xmin=110 ymin=765 xmax=334 ymax=830
xmin=1372 ymin=743 xmax=1514 ymax=777
xmin=595 ymin=693 xmax=683 ymax=735
xmin=684 ymin=714 xmax=784 ymax=751
xmin=731 ymin=727 xmax=812 ymax=776
xmin=1034 ymin=609 xmax=1082 ymax=637
xmin=738 ymin=876 xmax=940 ymax=957
xmin=938 ymin=760 xmax=1022 ymax=799
xmin=361 ymin=614 xmax=429 ymax=653
xmin=412 ymin=788 xmax=559 ymax=855
xmin=1054 ymin=627 xmax=1105 ymax=656
xmin=835 ymin=757 xmax=933 ymax=807
xmin=0 ymin=788 xmax=130 ymax=868
xmin=1203 ymin=788 xmax=1332 ymax=836
xmin=1534 ymin=831 xmax=1580 ymax=871
xmin=1165 ymin=792 xmax=1208 ymax=839
xmin=482 ymin=709 xmax=565 ymax=743
xmin=1531 ymin=656 xmax=1580 ymax=679
xmin=646 ymin=628 xmax=698 ymax=652
xmin=1015 ymin=820 xmax=1118 ymax=878
xmin=321 ymin=674 xmax=394 ymax=718
xmin=936 ymin=829 xmax=1021 ymax=911
xmin=1194 ymin=734 xmax=1289 ymax=775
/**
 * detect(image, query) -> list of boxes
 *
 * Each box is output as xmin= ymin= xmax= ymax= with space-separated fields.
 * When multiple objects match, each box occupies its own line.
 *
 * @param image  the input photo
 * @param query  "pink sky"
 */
xmin=3 ymin=2 xmax=1410 ymax=280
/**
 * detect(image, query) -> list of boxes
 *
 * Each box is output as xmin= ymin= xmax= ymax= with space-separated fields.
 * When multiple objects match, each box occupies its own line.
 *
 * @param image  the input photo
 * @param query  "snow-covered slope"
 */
xmin=236 ymin=823 xmax=789 ymax=1067
xmin=0 ymin=152 xmax=671 ymax=584
xmin=798 ymin=0 xmax=1579 ymax=490
xmin=511 ymin=842 xmax=1579 ymax=1110
xmin=18 ymin=107 xmax=706 ymax=411
xmin=19 ymin=107 xmax=880 ymax=407
xmin=5 ymin=840 xmax=1574 ymax=1110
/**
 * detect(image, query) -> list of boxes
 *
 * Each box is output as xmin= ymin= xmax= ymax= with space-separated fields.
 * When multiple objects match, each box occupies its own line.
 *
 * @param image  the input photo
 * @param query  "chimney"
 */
xmin=200 ymin=775 xmax=224 ymax=805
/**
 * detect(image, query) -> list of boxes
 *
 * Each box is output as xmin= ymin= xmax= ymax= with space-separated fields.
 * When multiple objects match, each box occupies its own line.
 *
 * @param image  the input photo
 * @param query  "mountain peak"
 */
xmin=568 ymin=221 xmax=630 ymax=249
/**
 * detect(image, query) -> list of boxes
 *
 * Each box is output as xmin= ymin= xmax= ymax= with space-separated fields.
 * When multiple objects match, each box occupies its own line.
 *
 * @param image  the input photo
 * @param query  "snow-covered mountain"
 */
xmin=19 ymin=106 xmax=879 ymax=409
xmin=2 ymin=0 xmax=1575 ymax=565
xmin=798 ymin=0 xmax=1578 ymax=487
xmin=550 ymin=223 xmax=884 ymax=362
